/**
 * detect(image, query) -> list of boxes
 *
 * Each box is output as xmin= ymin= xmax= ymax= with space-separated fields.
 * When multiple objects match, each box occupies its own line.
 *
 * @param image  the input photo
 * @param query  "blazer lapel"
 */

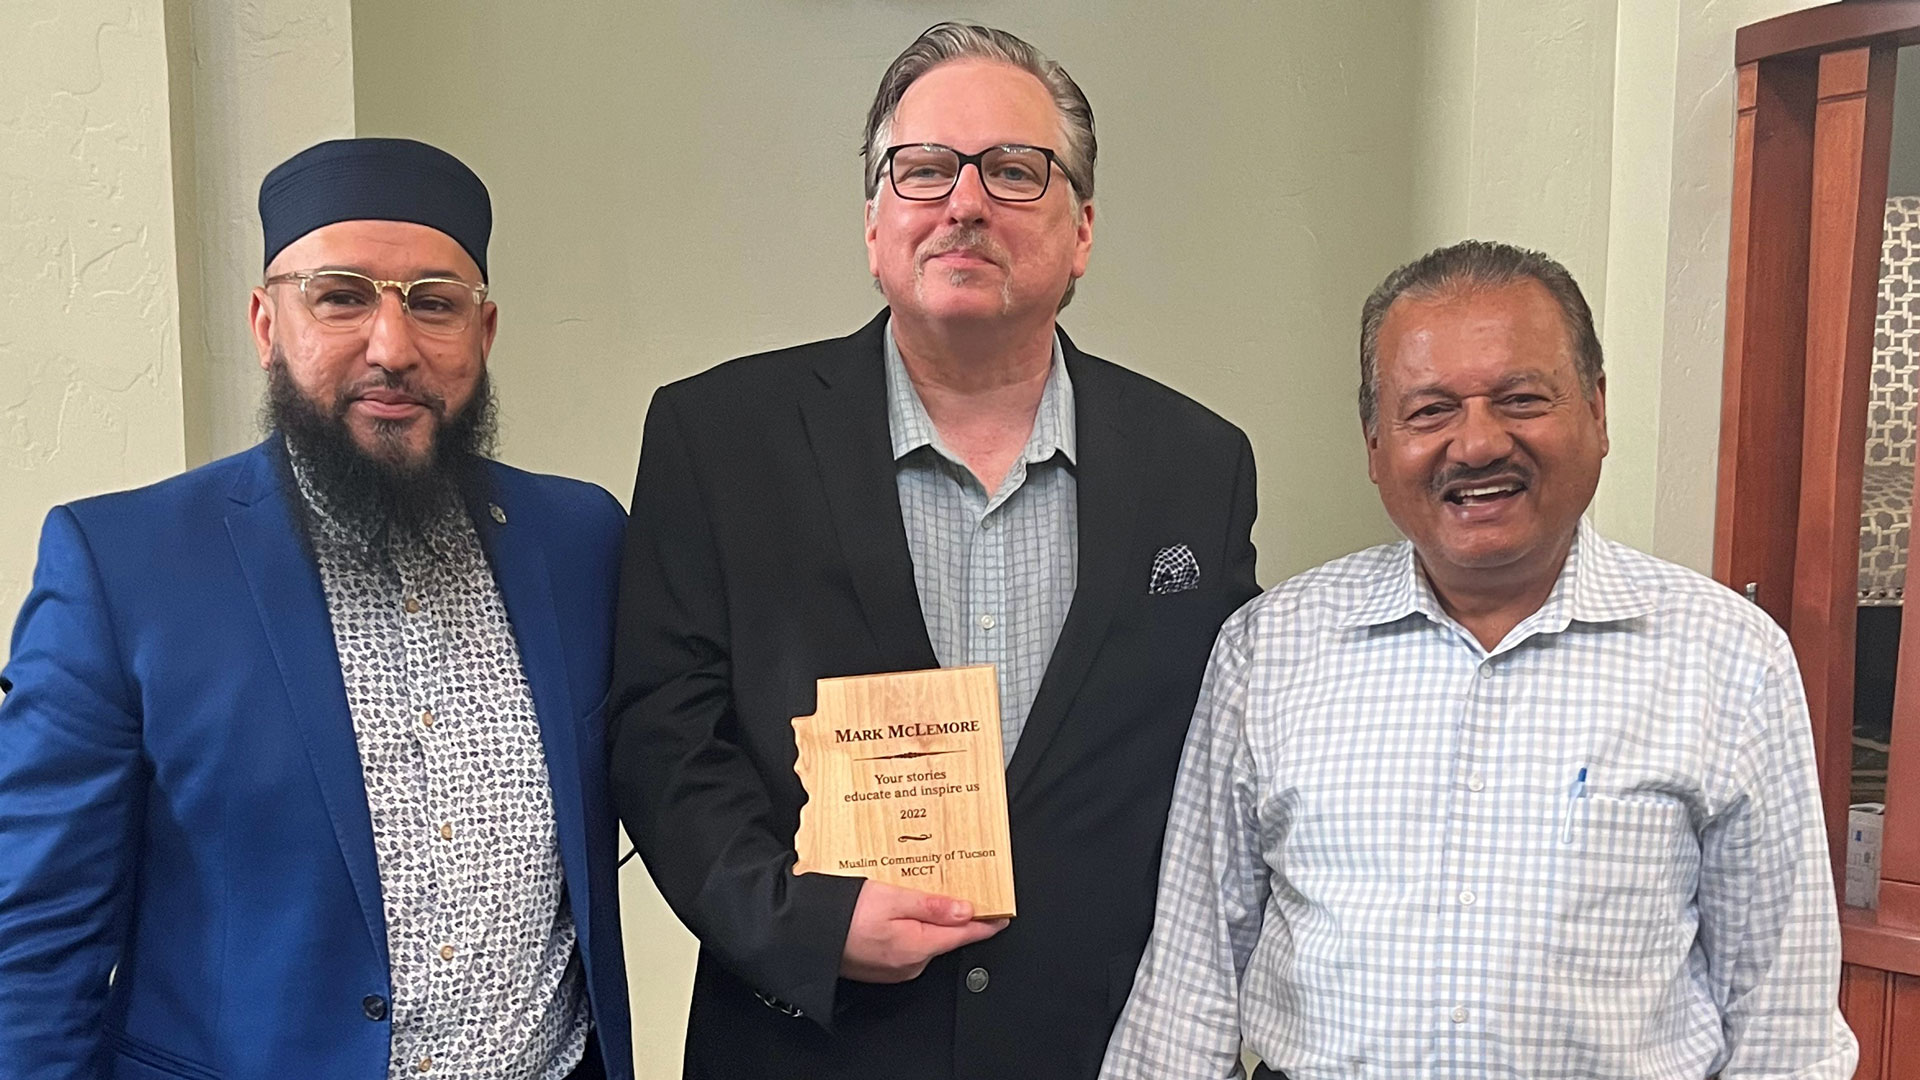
xmin=799 ymin=312 xmax=938 ymax=671
xmin=224 ymin=442 xmax=389 ymax=968
xmin=1007 ymin=343 xmax=1142 ymax=797
xmin=470 ymin=481 xmax=596 ymax=958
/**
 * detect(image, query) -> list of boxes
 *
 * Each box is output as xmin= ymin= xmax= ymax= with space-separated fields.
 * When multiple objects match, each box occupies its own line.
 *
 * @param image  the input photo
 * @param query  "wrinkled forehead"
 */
xmin=1378 ymin=280 xmax=1577 ymax=387
xmin=266 ymin=219 xmax=482 ymax=282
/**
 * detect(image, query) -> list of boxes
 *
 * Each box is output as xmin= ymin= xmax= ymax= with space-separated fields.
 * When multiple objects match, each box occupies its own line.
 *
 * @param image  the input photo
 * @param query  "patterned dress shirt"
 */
xmin=885 ymin=321 xmax=1078 ymax=762
xmin=294 ymin=459 xmax=591 ymax=1080
xmin=1102 ymin=519 xmax=1856 ymax=1079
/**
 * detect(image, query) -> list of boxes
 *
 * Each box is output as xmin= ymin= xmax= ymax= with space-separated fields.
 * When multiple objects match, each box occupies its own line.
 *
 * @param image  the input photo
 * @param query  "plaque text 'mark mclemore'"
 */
xmin=834 ymin=720 xmax=981 ymax=742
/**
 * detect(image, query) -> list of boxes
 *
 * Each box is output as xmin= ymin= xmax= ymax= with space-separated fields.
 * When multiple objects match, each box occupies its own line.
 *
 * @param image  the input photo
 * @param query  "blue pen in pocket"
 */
xmin=1560 ymin=766 xmax=1588 ymax=844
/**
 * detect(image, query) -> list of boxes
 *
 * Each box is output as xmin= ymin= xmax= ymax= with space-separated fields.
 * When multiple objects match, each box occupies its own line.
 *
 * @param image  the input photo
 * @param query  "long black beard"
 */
xmin=264 ymin=349 xmax=498 ymax=550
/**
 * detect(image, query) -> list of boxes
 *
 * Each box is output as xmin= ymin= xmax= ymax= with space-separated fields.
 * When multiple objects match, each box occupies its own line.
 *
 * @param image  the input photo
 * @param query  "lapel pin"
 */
xmin=489 ymin=503 xmax=508 ymax=525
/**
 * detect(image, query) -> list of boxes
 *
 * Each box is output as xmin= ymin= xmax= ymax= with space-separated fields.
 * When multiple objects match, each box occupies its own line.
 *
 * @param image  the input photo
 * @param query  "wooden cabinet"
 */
xmin=1721 ymin=5 xmax=1920 ymax=1071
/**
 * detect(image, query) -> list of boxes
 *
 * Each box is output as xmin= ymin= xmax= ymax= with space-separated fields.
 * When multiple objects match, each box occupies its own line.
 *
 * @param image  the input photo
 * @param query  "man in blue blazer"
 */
xmin=0 ymin=139 xmax=633 ymax=1080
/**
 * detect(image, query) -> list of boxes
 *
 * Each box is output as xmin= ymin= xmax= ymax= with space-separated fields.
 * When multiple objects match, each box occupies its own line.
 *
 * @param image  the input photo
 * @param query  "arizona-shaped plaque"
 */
xmin=792 ymin=665 xmax=1016 ymax=920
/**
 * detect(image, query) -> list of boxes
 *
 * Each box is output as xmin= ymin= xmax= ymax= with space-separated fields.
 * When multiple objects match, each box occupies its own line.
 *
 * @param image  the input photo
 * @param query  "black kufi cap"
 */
xmin=259 ymin=137 xmax=492 ymax=280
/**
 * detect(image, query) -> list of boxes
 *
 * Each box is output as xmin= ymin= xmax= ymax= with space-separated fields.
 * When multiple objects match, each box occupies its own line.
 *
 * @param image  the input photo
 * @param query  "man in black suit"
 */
xmin=609 ymin=22 xmax=1259 ymax=1080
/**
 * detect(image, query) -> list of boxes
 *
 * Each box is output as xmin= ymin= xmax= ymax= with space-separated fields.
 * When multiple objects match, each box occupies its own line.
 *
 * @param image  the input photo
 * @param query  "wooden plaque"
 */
xmin=791 ymin=665 xmax=1016 ymax=920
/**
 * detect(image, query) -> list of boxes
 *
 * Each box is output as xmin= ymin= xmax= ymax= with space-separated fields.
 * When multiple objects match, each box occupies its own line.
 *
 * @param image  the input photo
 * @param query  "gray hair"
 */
xmin=862 ymin=23 xmax=1096 ymax=205
xmin=861 ymin=24 xmax=1095 ymax=310
xmin=1358 ymin=240 xmax=1603 ymax=433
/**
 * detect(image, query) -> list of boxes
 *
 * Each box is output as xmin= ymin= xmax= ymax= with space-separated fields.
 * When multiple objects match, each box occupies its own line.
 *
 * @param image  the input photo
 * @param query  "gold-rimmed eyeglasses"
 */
xmin=264 ymin=270 xmax=489 ymax=334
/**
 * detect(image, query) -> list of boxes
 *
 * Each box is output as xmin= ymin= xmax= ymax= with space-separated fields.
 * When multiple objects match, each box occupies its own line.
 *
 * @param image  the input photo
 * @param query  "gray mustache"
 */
xmin=1429 ymin=461 xmax=1533 ymax=498
xmin=919 ymin=228 xmax=1006 ymax=267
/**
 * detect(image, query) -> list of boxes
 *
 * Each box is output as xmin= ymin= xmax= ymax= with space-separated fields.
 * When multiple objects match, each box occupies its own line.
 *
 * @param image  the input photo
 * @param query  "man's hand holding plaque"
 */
xmin=837 ymin=881 xmax=1006 ymax=983
xmin=792 ymin=665 xmax=1017 ymax=980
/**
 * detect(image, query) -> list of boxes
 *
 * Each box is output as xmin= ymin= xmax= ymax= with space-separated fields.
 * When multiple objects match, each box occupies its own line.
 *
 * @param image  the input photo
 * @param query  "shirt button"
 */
xmin=362 ymin=994 xmax=388 ymax=1021
xmin=1451 ymin=1006 xmax=1468 ymax=1023
xmin=978 ymin=614 xmax=997 ymax=630
xmin=439 ymin=944 xmax=455 ymax=961
xmin=440 ymin=823 xmax=454 ymax=841
xmin=404 ymin=596 xmax=422 ymax=615
xmin=965 ymin=967 xmax=989 ymax=993
xmin=1478 ymin=663 xmax=1493 ymax=680
xmin=1458 ymin=889 xmax=1477 ymax=906
xmin=1467 ymin=774 xmax=1485 ymax=792
xmin=420 ymin=709 xmax=435 ymax=727
xmin=417 ymin=1057 xmax=433 ymax=1073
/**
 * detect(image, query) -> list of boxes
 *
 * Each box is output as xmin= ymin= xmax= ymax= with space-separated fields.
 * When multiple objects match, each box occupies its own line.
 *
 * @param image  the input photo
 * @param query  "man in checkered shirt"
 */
xmin=1102 ymin=240 xmax=1856 ymax=1079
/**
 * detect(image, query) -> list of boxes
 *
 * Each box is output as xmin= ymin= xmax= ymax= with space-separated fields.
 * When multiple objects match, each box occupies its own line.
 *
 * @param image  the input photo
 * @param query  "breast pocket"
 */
xmin=1548 ymin=793 xmax=1695 ymax=982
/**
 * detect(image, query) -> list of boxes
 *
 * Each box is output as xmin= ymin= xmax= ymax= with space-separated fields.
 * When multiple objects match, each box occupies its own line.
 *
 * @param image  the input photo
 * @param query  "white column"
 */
xmin=1645 ymin=0 xmax=1825 ymax=571
xmin=167 ymin=0 xmax=356 ymax=466
xmin=0 ymin=0 xmax=188 ymax=654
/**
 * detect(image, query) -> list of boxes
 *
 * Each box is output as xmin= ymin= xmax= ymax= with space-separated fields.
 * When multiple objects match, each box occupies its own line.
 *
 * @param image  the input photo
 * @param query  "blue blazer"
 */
xmin=0 ymin=440 xmax=634 ymax=1080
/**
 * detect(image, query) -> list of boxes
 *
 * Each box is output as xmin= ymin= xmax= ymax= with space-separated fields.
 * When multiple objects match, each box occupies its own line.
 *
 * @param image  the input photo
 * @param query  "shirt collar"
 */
xmin=883 ymin=316 xmax=1077 ymax=467
xmin=1338 ymin=516 xmax=1657 ymax=635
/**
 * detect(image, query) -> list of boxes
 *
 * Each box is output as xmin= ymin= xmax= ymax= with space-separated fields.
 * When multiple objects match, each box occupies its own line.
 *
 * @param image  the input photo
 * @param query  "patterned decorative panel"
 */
xmin=1860 ymin=197 xmax=1920 ymax=604
xmin=1861 ymin=463 xmax=1911 ymax=604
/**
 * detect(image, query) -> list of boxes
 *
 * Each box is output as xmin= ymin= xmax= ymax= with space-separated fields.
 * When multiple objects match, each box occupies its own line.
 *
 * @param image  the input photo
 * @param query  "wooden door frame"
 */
xmin=1723 ymin=3 xmax=1920 ymax=986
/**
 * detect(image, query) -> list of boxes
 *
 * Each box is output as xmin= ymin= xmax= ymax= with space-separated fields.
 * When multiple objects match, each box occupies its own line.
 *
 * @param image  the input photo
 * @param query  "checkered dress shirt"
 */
xmin=885 ymin=321 xmax=1077 ymax=763
xmin=1102 ymin=519 xmax=1856 ymax=1079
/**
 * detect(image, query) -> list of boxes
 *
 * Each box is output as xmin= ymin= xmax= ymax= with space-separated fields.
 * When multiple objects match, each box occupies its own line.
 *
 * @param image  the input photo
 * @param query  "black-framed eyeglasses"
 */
xmin=881 ymin=143 xmax=1076 ymax=203
xmin=263 ymin=270 xmax=489 ymax=335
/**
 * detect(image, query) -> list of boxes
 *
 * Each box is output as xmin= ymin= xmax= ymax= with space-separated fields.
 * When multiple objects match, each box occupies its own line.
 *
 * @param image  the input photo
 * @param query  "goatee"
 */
xmin=264 ymin=348 xmax=498 ymax=548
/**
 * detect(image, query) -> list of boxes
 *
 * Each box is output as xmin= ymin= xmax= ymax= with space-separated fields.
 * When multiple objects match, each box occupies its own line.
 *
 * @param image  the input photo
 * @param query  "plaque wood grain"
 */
xmin=791 ymin=666 xmax=1016 ymax=919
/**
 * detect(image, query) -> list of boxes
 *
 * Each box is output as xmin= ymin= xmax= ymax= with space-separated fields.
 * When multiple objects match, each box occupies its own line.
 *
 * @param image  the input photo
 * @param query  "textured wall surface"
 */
xmin=1592 ymin=0 xmax=1682 ymax=554
xmin=1413 ymin=0 xmax=1637 ymax=537
xmin=349 ymin=2 xmax=1421 ymax=1072
xmin=167 ymin=0 xmax=355 ymax=466
xmin=1 ymin=0 xmax=186 ymax=659
xmin=1649 ymin=0 xmax=1824 ymax=571
xmin=348 ymin=0 xmax=1416 ymax=589
xmin=1411 ymin=0 xmax=1823 ymax=573
xmin=1885 ymin=46 xmax=1920 ymax=199
xmin=1412 ymin=0 xmax=1620 ymax=295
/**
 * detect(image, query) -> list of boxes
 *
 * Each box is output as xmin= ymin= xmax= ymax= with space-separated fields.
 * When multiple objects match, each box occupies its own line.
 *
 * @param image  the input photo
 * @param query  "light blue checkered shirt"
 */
xmin=1102 ymin=519 xmax=1856 ymax=1079
xmin=885 ymin=321 xmax=1077 ymax=764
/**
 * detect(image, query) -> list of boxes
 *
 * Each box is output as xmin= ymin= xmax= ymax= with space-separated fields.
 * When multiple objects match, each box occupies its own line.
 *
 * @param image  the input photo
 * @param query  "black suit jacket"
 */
xmin=610 ymin=312 xmax=1258 ymax=1079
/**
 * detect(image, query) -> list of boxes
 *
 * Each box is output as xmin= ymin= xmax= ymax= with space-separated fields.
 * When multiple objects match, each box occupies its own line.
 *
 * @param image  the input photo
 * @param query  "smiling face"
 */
xmin=865 ymin=59 xmax=1093 ymax=330
xmin=1366 ymin=278 xmax=1608 ymax=597
xmin=249 ymin=218 xmax=497 ymax=468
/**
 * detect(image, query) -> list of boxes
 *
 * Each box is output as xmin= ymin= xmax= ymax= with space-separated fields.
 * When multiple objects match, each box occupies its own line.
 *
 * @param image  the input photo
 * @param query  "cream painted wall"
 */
xmin=1 ymin=0 xmax=188 ymax=658
xmin=1647 ymin=0 xmax=1824 ymax=569
xmin=1413 ymin=0 xmax=1634 ymax=545
xmin=1413 ymin=0 xmax=1823 ymax=572
xmin=349 ymin=2 xmax=1420 ymax=1073
xmin=164 ymin=0 xmax=356 ymax=466
xmin=1412 ymin=0 xmax=1620 ymax=292
xmin=347 ymin=1 xmax=1415 ymax=585
xmin=1593 ymin=0 xmax=1682 ymax=553
xmin=1887 ymin=46 xmax=1920 ymax=197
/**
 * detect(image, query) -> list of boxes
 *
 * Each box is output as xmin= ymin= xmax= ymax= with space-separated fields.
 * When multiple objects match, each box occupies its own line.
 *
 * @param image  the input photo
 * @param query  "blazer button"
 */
xmin=362 ymin=995 xmax=388 ymax=1021
xmin=965 ymin=967 xmax=989 ymax=994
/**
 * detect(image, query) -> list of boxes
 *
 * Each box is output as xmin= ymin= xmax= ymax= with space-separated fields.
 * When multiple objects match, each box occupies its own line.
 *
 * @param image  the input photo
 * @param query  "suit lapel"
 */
xmin=469 ymin=476 xmax=596 ymax=959
xmin=1007 ymin=344 xmax=1142 ymax=797
xmin=224 ymin=442 xmax=389 ymax=968
xmin=799 ymin=313 xmax=939 ymax=671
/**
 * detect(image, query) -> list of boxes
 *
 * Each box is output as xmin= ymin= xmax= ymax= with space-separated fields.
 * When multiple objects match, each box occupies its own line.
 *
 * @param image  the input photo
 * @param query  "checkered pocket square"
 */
xmin=1148 ymin=543 xmax=1201 ymax=595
